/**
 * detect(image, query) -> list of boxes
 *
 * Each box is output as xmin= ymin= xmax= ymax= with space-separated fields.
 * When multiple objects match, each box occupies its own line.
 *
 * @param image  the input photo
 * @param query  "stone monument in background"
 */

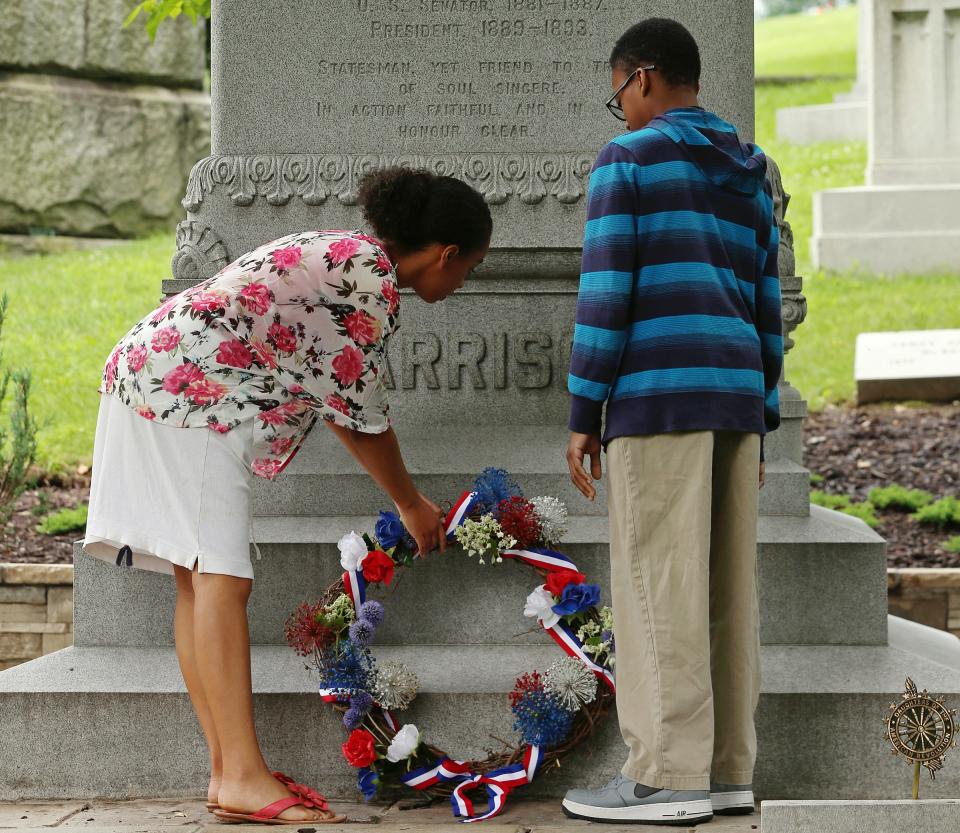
xmin=776 ymin=0 xmax=869 ymax=145
xmin=3 ymin=0 xmax=960 ymax=807
xmin=812 ymin=0 xmax=960 ymax=272
xmin=0 ymin=0 xmax=209 ymax=244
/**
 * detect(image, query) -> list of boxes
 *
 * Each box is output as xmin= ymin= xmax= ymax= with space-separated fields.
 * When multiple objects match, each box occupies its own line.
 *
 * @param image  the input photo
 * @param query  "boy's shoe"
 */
xmin=709 ymin=781 xmax=755 ymax=815
xmin=561 ymin=772 xmax=713 ymax=825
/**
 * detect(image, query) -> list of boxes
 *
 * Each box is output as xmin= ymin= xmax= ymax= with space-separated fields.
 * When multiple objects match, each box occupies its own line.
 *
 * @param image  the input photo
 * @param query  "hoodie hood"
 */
xmin=647 ymin=107 xmax=767 ymax=196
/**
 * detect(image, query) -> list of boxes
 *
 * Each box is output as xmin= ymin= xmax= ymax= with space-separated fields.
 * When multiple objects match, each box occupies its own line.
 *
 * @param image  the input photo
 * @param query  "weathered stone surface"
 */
xmin=0 ymin=73 xmax=210 ymax=237
xmin=0 ymin=563 xmax=73 ymax=585
xmin=0 ymin=0 xmax=206 ymax=88
xmin=0 ymin=632 xmax=42 ymax=659
xmin=855 ymin=329 xmax=960 ymax=404
xmin=0 ymin=585 xmax=46 ymax=604
xmin=0 ymin=603 xmax=46 ymax=623
xmin=776 ymin=101 xmax=866 ymax=144
xmin=46 ymin=586 xmax=74 ymax=624
xmin=761 ymin=799 xmax=960 ymax=833
xmin=0 ymin=622 xmax=71 ymax=634
xmin=41 ymin=632 xmax=73 ymax=653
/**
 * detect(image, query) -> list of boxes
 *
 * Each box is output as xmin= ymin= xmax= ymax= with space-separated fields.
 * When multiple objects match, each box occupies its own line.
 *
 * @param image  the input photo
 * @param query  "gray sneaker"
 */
xmin=561 ymin=772 xmax=713 ymax=825
xmin=709 ymin=781 xmax=755 ymax=815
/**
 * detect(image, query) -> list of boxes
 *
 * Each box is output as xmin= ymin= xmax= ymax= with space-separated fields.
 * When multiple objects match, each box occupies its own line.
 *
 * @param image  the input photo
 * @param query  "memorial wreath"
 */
xmin=284 ymin=468 xmax=616 ymax=823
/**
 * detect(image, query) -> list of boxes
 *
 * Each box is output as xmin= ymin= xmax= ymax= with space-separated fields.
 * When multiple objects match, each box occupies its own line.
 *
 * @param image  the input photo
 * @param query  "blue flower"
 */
xmin=318 ymin=641 xmax=375 ymax=693
xmin=473 ymin=467 xmax=522 ymax=514
xmin=349 ymin=619 xmax=374 ymax=647
xmin=511 ymin=687 xmax=574 ymax=747
xmin=358 ymin=600 xmax=385 ymax=628
xmin=552 ymin=582 xmax=601 ymax=617
xmin=358 ymin=766 xmax=380 ymax=801
xmin=350 ymin=690 xmax=374 ymax=715
xmin=375 ymin=511 xmax=412 ymax=550
xmin=343 ymin=707 xmax=364 ymax=730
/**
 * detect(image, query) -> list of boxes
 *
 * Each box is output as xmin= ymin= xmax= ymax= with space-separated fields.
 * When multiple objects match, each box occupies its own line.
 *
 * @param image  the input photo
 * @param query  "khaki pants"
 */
xmin=606 ymin=430 xmax=761 ymax=791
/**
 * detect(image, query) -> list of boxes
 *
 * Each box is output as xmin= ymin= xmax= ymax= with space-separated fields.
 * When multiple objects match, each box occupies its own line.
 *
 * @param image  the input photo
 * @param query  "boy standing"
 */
xmin=563 ymin=18 xmax=783 ymax=825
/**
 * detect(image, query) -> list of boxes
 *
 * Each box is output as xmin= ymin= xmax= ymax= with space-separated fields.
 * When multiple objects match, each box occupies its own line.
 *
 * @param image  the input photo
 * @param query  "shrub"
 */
xmin=0 ymin=292 xmax=40 ymax=527
xmin=810 ymin=490 xmax=850 ymax=511
xmin=810 ymin=490 xmax=879 ymax=528
xmin=943 ymin=537 xmax=960 ymax=555
xmin=913 ymin=497 xmax=960 ymax=528
xmin=809 ymin=473 xmax=824 ymax=485
xmin=868 ymin=485 xmax=935 ymax=512
xmin=37 ymin=504 xmax=88 ymax=536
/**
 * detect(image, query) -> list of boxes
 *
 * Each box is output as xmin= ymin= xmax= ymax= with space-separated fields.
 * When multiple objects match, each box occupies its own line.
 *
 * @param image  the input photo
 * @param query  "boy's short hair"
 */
xmin=610 ymin=18 xmax=701 ymax=89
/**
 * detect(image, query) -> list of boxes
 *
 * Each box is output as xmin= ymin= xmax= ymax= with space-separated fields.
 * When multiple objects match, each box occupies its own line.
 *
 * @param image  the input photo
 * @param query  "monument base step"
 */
xmin=3 ymin=618 xmax=960 ymax=801
xmin=775 ymin=101 xmax=867 ymax=144
xmin=812 ymin=185 xmax=960 ymax=273
xmin=74 ymin=504 xmax=887 ymax=650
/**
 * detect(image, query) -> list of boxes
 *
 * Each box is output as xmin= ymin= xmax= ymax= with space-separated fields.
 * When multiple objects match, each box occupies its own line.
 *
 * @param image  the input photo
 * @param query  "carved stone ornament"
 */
xmin=766 ymin=156 xmax=806 ymax=355
xmin=181 ymin=153 xmax=597 ymax=211
xmin=171 ymin=221 xmax=229 ymax=282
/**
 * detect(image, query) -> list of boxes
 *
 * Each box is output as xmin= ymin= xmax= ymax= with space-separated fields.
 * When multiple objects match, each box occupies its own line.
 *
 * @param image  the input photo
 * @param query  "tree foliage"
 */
xmin=123 ymin=0 xmax=210 ymax=41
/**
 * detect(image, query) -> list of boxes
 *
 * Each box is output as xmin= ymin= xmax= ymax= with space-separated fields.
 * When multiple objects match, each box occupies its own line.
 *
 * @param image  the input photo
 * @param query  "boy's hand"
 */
xmin=567 ymin=432 xmax=602 ymax=502
xmin=759 ymin=462 xmax=765 ymax=489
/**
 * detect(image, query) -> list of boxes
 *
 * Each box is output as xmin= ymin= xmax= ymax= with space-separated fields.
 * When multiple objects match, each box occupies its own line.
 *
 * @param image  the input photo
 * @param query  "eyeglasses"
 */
xmin=604 ymin=65 xmax=656 ymax=121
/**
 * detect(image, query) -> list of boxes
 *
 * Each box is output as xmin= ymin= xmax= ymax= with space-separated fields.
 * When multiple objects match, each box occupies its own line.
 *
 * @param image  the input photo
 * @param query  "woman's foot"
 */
xmin=217 ymin=770 xmax=332 ymax=822
xmin=207 ymin=772 xmax=221 ymax=806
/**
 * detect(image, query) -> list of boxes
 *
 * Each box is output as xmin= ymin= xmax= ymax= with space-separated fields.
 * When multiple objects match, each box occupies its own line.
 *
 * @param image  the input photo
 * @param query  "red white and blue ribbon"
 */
xmin=402 ymin=745 xmax=542 ymax=823
xmin=444 ymin=491 xmax=479 ymax=539
xmin=343 ymin=565 xmax=367 ymax=608
xmin=501 ymin=546 xmax=578 ymax=572
xmin=546 ymin=620 xmax=616 ymax=692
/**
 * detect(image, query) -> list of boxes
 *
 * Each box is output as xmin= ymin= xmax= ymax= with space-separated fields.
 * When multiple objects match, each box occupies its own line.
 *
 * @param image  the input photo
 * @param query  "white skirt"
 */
xmin=82 ymin=393 xmax=260 ymax=580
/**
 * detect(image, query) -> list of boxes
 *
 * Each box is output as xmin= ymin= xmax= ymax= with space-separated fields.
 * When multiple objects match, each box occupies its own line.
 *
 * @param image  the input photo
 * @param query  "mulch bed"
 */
xmin=1 ymin=403 xmax=958 ymax=568
xmin=804 ymin=403 xmax=960 ymax=568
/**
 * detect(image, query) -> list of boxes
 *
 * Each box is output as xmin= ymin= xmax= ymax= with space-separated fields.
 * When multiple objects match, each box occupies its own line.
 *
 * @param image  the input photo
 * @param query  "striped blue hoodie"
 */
xmin=567 ymin=106 xmax=783 ymax=460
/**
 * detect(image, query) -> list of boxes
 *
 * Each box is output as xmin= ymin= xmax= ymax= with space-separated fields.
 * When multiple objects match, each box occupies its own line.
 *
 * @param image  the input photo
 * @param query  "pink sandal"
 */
xmin=211 ymin=772 xmax=345 ymax=825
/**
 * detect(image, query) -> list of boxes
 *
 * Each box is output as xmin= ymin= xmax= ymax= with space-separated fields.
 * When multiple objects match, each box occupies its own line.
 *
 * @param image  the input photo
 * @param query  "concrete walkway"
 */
xmin=0 ymin=797 xmax=760 ymax=832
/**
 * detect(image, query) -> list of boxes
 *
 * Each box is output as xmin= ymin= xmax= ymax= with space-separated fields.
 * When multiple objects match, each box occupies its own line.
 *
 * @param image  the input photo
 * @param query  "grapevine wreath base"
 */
xmin=284 ymin=469 xmax=617 ymax=823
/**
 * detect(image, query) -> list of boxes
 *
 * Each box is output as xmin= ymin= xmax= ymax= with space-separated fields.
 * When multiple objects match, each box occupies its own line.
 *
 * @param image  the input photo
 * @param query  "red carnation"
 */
xmin=362 ymin=549 xmax=395 ymax=586
xmin=544 ymin=570 xmax=586 ymax=597
xmin=341 ymin=728 xmax=377 ymax=768
xmin=497 ymin=496 xmax=543 ymax=549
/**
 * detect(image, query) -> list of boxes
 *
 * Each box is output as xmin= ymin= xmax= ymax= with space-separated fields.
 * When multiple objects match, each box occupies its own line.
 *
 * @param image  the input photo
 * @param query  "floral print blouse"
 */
xmin=98 ymin=229 xmax=401 ymax=480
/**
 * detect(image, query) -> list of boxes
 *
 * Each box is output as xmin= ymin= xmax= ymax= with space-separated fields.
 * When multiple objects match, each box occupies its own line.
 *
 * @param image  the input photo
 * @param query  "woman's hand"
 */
xmin=395 ymin=492 xmax=447 ymax=558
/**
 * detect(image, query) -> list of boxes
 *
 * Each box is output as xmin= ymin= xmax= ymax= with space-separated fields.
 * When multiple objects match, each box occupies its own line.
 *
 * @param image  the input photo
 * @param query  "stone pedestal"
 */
xmin=3 ymin=0 xmax=960 ymax=805
xmin=812 ymin=0 xmax=960 ymax=273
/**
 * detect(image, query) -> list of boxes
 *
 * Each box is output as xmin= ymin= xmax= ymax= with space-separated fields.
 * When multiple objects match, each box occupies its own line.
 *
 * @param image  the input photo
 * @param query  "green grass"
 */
xmin=755 ymin=4 xmax=859 ymax=78
xmin=1 ymin=235 xmax=173 ymax=473
xmin=36 ymin=504 xmax=88 ymax=535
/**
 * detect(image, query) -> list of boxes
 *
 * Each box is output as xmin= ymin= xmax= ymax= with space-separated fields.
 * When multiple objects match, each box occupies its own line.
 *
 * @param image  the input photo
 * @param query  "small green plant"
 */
xmin=0 ymin=292 xmax=40 ymax=527
xmin=30 ymin=489 xmax=51 ymax=517
xmin=913 ymin=497 xmax=960 ymax=528
xmin=37 ymin=504 xmax=88 ymax=536
xmin=810 ymin=490 xmax=880 ymax=528
xmin=810 ymin=490 xmax=850 ymax=510
xmin=809 ymin=472 xmax=824 ymax=485
xmin=868 ymin=485 xmax=935 ymax=512
xmin=123 ymin=0 xmax=210 ymax=40
xmin=943 ymin=536 xmax=960 ymax=555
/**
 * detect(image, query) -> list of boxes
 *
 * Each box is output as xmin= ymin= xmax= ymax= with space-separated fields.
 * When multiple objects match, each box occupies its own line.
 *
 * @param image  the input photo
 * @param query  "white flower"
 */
xmin=524 ymin=585 xmax=560 ymax=629
xmin=531 ymin=495 xmax=568 ymax=544
xmin=338 ymin=531 xmax=368 ymax=572
xmin=386 ymin=723 xmax=420 ymax=762
xmin=544 ymin=656 xmax=598 ymax=711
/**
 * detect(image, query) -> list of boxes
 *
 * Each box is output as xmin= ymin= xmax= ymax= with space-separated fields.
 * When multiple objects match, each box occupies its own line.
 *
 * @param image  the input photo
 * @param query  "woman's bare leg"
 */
xmin=172 ymin=564 xmax=223 ymax=804
xmin=190 ymin=566 xmax=328 ymax=822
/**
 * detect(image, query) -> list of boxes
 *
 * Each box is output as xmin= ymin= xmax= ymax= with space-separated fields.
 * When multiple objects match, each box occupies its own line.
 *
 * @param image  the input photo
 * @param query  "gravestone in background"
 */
xmin=812 ymin=0 xmax=960 ymax=273
xmin=0 ymin=0 xmax=209 ymax=240
xmin=3 ymin=0 xmax=960 ymax=806
xmin=856 ymin=329 xmax=960 ymax=403
xmin=775 ymin=0 xmax=870 ymax=144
